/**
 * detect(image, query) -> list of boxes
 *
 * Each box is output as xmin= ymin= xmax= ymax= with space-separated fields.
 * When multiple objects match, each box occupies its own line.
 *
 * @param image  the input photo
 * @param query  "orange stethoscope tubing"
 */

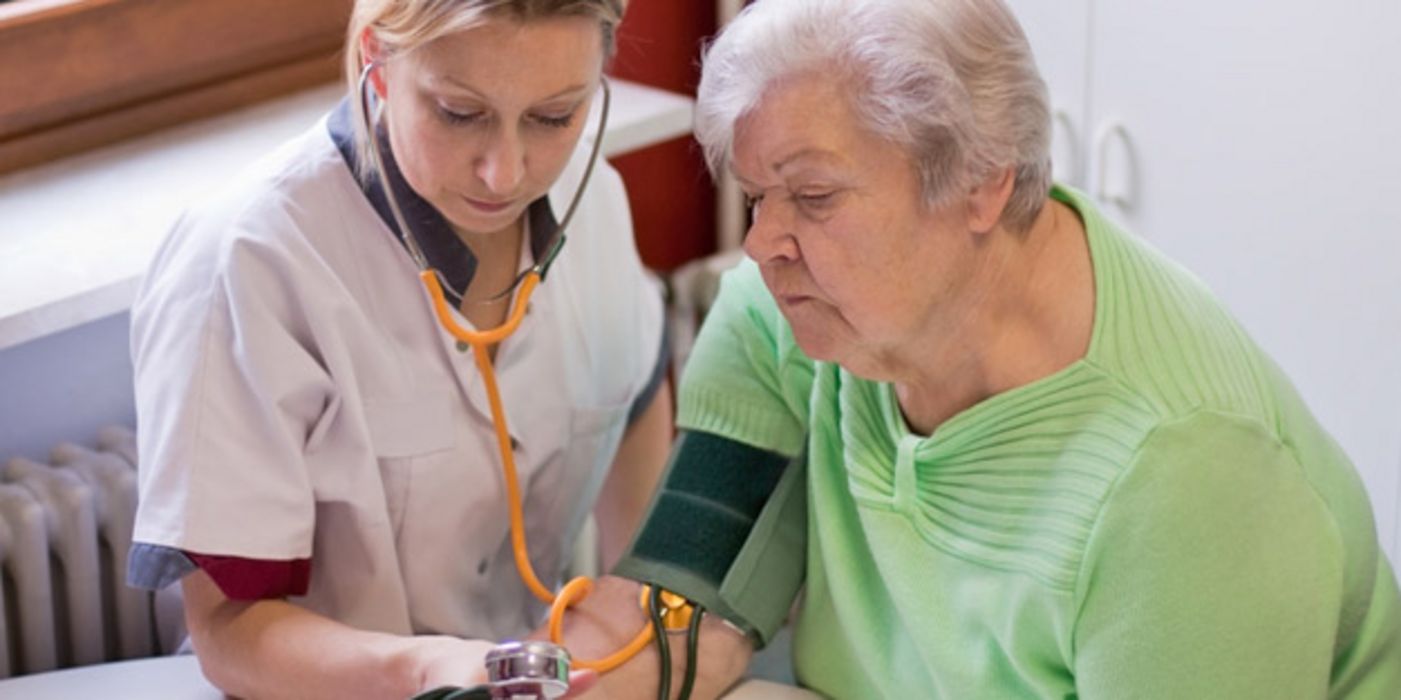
xmin=359 ymin=62 xmax=685 ymax=673
xmin=423 ymin=270 xmax=655 ymax=672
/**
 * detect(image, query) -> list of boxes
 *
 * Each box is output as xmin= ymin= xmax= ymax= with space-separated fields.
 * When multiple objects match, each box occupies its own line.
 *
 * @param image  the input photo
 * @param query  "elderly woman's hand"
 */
xmin=529 ymin=576 xmax=754 ymax=700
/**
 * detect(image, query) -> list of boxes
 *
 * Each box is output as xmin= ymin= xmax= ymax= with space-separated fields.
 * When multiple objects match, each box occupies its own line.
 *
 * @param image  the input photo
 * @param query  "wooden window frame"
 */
xmin=0 ymin=0 xmax=352 ymax=176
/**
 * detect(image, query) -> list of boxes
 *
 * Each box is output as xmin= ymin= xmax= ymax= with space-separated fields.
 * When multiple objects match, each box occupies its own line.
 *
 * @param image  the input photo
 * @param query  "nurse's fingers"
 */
xmin=562 ymin=669 xmax=599 ymax=698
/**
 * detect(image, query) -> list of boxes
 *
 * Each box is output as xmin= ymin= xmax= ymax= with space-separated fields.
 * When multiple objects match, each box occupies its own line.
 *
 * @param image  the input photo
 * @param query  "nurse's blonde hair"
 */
xmin=344 ymin=0 xmax=624 ymax=177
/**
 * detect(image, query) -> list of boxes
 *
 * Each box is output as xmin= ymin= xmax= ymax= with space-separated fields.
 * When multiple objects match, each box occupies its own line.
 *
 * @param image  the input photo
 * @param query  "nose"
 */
xmin=742 ymin=198 xmax=800 ymax=265
xmin=475 ymin=123 xmax=525 ymax=196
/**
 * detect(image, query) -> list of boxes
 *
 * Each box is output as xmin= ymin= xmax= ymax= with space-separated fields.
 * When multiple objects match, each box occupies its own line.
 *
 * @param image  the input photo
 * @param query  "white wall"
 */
xmin=0 ymin=313 xmax=135 ymax=463
xmin=1006 ymin=0 xmax=1401 ymax=566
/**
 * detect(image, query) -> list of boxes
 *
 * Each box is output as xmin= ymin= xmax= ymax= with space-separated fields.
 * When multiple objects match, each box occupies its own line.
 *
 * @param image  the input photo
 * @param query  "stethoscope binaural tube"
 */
xmin=356 ymin=60 xmax=612 ymax=335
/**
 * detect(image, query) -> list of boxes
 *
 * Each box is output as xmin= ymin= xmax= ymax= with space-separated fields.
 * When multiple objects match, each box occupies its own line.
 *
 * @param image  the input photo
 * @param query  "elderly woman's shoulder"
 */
xmin=1075 ymin=204 xmax=1284 ymax=427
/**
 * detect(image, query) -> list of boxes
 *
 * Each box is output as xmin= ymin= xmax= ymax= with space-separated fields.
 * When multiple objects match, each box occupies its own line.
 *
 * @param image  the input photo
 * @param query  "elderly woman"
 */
xmin=558 ymin=0 xmax=1401 ymax=698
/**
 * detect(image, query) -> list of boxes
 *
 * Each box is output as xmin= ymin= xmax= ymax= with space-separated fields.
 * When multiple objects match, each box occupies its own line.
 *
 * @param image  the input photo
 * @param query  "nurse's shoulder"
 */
xmin=136 ymin=118 xmax=354 ymax=307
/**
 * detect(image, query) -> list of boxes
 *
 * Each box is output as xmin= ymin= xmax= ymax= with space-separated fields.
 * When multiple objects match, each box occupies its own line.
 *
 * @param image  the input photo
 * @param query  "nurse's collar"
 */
xmin=327 ymin=98 xmax=560 ymax=308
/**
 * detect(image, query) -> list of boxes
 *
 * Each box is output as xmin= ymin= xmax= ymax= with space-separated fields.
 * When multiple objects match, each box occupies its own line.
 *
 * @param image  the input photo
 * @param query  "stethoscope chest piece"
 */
xmin=485 ymin=640 xmax=571 ymax=699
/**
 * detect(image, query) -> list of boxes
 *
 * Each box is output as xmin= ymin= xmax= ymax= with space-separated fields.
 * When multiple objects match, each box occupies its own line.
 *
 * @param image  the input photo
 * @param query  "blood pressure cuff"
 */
xmin=612 ymin=431 xmax=807 ymax=648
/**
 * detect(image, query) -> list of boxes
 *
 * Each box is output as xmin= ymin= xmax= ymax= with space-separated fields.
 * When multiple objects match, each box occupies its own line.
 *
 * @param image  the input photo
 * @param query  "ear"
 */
xmin=359 ymin=27 xmax=387 ymax=98
xmin=966 ymin=167 xmax=1016 ymax=235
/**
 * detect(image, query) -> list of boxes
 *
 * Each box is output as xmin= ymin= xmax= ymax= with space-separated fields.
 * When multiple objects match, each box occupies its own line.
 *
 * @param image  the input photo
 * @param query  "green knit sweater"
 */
xmin=676 ymin=186 xmax=1401 ymax=698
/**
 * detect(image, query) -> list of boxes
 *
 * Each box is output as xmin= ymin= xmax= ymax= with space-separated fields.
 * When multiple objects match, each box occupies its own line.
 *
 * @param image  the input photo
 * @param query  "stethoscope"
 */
xmin=358 ymin=62 xmax=703 ymax=698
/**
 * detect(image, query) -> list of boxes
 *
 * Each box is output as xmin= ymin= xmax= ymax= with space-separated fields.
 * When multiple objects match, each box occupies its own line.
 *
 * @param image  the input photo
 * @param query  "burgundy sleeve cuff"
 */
xmin=185 ymin=551 xmax=312 ymax=600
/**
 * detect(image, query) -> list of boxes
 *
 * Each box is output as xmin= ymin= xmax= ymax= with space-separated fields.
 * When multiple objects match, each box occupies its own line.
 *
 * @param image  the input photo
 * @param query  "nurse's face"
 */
xmin=379 ymin=16 xmax=604 ymax=238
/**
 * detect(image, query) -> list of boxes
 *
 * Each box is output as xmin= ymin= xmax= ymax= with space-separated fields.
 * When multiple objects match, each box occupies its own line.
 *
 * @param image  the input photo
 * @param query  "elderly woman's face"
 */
xmin=732 ymin=75 xmax=976 ymax=374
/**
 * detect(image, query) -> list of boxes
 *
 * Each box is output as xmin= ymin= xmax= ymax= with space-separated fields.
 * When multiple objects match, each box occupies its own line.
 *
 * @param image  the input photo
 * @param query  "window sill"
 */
xmin=0 ymin=79 xmax=694 ymax=351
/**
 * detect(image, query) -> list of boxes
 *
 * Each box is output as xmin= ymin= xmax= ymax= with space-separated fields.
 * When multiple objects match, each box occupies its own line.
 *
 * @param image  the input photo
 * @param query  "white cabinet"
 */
xmin=1004 ymin=0 xmax=1092 ymax=189
xmin=1007 ymin=0 xmax=1401 ymax=561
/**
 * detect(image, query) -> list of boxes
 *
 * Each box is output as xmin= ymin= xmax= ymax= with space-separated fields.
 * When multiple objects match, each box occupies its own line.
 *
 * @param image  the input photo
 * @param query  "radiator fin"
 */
xmin=0 ymin=426 xmax=177 ymax=679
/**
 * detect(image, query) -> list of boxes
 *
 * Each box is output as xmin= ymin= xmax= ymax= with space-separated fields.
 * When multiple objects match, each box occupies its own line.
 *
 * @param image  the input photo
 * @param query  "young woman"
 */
xmin=126 ymin=2 xmax=671 ymax=697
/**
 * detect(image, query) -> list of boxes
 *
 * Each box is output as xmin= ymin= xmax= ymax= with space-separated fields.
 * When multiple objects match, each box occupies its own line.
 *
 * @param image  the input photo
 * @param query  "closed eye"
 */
xmin=531 ymin=111 xmax=577 ymax=129
xmin=438 ymin=106 xmax=485 ymax=126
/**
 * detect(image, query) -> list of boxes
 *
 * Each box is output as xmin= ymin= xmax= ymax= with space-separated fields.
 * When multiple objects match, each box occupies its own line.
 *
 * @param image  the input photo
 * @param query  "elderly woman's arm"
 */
xmin=538 ymin=262 xmax=804 ymax=699
xmin=1072 ymin=412 xmax=1370 ymax=697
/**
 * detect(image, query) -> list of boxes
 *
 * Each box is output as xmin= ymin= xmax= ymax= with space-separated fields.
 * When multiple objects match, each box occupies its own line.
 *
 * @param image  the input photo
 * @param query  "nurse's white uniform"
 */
xmin=126 ymin=101 xmax=666 ymax=641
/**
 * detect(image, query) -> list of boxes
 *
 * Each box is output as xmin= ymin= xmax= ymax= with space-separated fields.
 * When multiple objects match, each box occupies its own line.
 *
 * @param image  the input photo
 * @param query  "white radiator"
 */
xmin=0 ymin=426 xmax=180 ymax=679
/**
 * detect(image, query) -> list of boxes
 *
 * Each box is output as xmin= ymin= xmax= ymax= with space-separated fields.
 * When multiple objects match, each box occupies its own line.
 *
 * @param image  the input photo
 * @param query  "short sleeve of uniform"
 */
xmin=1073 ymin=411 xmax=1345 ymax=698
xmin=675 ymin=259 xmax=812 ymax=457
xmin=128 ymin=203 xmax=335 ymax=583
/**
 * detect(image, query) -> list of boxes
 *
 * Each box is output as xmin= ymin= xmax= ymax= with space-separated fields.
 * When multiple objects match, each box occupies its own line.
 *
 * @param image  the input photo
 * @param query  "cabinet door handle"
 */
xmin=1052 ymin=109 xmax=1083 ymax=187
xmin=1093 ymin=120 xmax=1138 ymax=211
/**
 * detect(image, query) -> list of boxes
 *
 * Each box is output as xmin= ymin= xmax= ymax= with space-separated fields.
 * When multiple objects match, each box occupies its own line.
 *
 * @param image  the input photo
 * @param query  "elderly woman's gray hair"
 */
xmin=696 ymin=0 xmax=1052 ymax=232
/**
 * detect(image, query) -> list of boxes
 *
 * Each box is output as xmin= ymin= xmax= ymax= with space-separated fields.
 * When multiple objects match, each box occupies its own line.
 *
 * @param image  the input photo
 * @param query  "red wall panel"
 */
xmin=608 ymin=1 xmax=718 ymax=272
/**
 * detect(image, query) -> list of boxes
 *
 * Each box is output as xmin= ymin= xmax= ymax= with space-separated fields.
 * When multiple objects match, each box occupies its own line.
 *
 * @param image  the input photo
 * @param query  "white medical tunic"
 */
xmin=127 ymin=101 xmax=667 ymax=641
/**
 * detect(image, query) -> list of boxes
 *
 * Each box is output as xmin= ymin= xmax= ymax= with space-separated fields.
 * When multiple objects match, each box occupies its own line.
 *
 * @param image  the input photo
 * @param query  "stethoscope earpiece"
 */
xmin=363 ymin=60 xmax=386 ymax=99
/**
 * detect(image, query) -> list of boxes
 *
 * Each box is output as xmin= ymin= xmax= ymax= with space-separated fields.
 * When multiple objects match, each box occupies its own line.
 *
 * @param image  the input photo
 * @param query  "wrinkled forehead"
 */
xmin=731 ymin=75 xmax=866 ymax=176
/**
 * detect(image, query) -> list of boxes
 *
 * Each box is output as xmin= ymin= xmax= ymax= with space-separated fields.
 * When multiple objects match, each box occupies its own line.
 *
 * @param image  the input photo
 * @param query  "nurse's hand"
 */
xmin=407 ymin=635 xmax=496 ymax=691
xmin=562 ymin=669 xmax=600 ymax=697
xmin=409 ymin=638 xmax=597 ymax=697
